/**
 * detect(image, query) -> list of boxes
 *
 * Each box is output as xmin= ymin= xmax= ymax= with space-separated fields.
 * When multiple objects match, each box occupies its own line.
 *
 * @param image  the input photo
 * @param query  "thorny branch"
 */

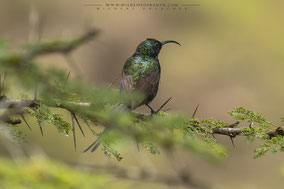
xmin=0 ymin=98 xmax=283 ymax=139
xmin=0 ymin=96 xmax=211 ymax=189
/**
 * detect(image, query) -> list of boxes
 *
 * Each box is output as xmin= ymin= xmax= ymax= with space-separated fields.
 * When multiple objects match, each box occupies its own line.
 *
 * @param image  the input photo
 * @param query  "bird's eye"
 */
xmin=155 ymin=44 xmax=160 ymax=49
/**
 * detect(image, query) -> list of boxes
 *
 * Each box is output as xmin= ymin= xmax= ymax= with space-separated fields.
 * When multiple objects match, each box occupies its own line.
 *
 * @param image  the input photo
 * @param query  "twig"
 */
xmin=22 ymin=29 xmax=100 ymax=61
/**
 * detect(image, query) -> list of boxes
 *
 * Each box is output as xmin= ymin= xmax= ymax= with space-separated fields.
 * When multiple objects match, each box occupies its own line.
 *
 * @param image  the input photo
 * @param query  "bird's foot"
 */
xmin=146 ymin=104 xmax=157 ymax=115
xmin=146 ymin=97 xmax=173 ymax=115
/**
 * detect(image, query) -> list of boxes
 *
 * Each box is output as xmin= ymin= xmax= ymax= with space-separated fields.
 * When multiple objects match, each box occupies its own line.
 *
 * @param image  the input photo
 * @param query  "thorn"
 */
xmin=157 ymin=97 xmax=172 ymax=112
xmin=192 ymin=104 xmax=200 ymax=118
xmin=73 ymin=113 xmax=85 ymax=137
xmin=37 ymin=119 xmax=43 ymax=136
xmin=64 ymin=55 xmax=83 ymax=78
xmin=91 ymin=142 xmax=101 ymax=152
xmin=227 ymin=121 xmax=240 ymax=128
xmin=85 ymin=122 xmax=96 ymax=135
xmin=71 ymin=112 xmax=76 ymax=151
xmin=108 ymin=74 xmax=120 ymax=88
xmin=65 ymin=70 xmax=71 ymax=84
xmin=21 ymin=114 xmax=32 ymax=131
xmin=83 ymin=140 xmax=96 ymax=153
xmin=229 ymin=136 xmax=235 ymax=148
xmin=84 ymin=129 xmax=107 ymax=153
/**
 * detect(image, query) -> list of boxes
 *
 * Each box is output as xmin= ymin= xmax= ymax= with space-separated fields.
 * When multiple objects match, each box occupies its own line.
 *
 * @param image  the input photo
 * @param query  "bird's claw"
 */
xmin=146 ymin=97 xmax=172 ymax=115
xmin=146 ymin=104 xmax=157 ymax=115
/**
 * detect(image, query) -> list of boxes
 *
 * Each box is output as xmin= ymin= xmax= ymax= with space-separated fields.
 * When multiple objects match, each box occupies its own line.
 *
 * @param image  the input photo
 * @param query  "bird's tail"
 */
xmin=83 ymin=128 xmax=108 ymax=152
xmin=83 ymin=103 xmax=128 ymax=153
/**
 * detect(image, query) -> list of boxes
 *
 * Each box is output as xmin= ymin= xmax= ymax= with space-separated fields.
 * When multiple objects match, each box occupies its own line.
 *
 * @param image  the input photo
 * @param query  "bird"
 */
xmin=83 ymin=38 xmax=181 ymax=152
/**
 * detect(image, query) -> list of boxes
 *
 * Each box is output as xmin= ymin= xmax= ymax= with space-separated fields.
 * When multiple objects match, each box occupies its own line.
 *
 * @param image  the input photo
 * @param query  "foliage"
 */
xmin=26 ymin=103 xmax=72 ymax=136
xmin=229 ymin=107 xmax=284 ymax=158
xmin=0 ymin=156 xmax=112 ymax=189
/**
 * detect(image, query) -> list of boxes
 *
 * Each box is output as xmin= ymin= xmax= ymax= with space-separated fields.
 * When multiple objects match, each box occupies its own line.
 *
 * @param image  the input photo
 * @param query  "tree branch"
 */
xmin=212 ymin=126 xmax=284 ymax=138
xmin=68 ymin=162 xmax=210 ymax=189
xmin=22 ymin=29 xmax=100 ymax=61
xmin=1 ymin=98 xmax=283 ymax=139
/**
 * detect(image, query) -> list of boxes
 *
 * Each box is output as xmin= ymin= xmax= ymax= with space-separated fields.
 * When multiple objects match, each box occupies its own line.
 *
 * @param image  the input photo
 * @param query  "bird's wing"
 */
xmin=134 ymin=70 xmax=160 ymax=97
xmin=120 ymin=71 xmax=134 ymax=92
xmin=132 ymin=71 xmax=160 ymax=109
xmin=120 ymin=70 xmax=160 ymax=109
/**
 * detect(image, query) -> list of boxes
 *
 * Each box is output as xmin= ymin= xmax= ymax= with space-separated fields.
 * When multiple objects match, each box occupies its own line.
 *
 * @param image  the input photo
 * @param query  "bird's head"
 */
xmin=134 ymin=38 xmax=181 ymax=57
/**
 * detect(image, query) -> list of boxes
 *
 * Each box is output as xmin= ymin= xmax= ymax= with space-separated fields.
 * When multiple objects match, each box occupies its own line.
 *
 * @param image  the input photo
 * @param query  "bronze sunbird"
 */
xmin=84 ymin=38 xmax=180 ymax=152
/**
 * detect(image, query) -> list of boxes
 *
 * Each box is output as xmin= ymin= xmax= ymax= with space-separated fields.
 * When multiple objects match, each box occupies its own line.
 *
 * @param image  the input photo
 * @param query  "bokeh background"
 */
xmin=0 ymin=0 xmax=284 ymax=188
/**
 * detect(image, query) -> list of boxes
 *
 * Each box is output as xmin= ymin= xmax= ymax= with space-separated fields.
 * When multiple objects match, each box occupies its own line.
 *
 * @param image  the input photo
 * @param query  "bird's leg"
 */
xmin=146 ymin=97 xmax=172 ymax=115
xmin=146 ymin=104 xmax=157 ymax=115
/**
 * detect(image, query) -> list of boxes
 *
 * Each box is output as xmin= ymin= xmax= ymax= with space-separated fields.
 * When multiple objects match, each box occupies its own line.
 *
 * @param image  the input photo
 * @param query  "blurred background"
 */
xmin=0 ymin=0 xmax=284 ymax=188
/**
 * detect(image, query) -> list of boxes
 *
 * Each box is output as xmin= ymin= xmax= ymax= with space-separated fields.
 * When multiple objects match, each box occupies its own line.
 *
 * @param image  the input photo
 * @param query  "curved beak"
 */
xmin=161 ymin=40 xmax=181 ymax=46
